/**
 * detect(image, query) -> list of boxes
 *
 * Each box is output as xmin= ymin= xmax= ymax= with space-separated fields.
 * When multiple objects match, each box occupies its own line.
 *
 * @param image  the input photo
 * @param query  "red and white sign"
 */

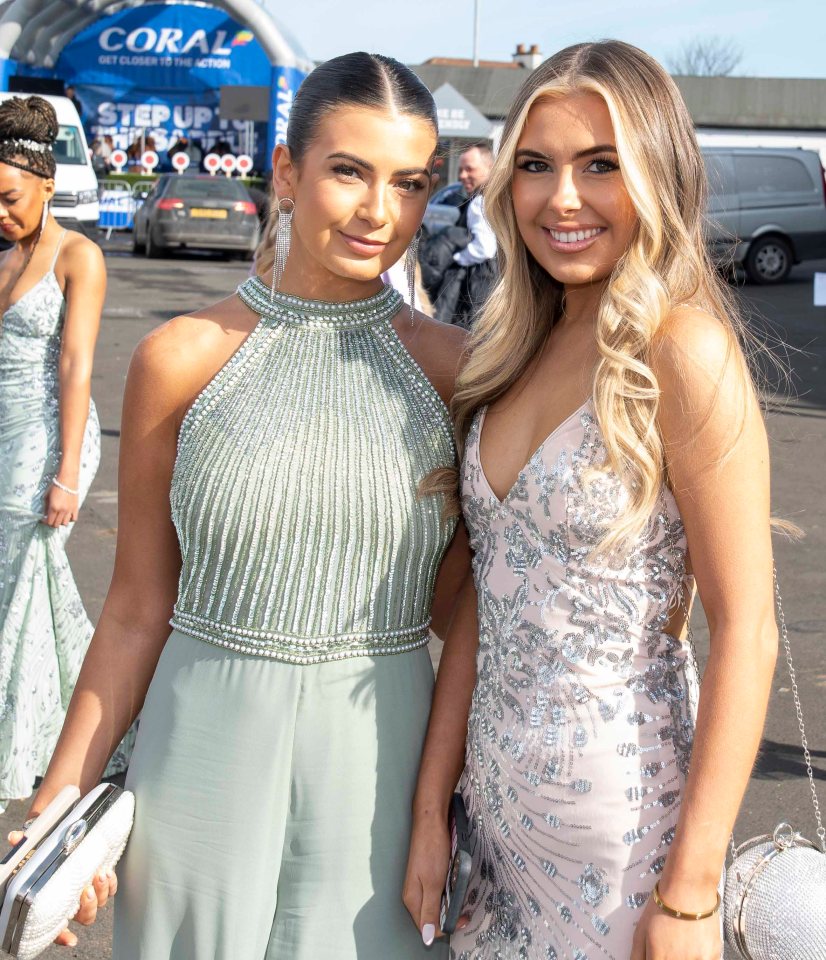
xmin=220 ymin=154 xmax=237 ymax=176
xmin=141 ymin=150 xmax=159 ymax=173
xmin=235 ymin=154 xmax=253 ymax=176
xmin=203 ymin=153 xmax=221 ymax=175
xmin=171 ymin=152 xmax=191 ymax=173
xmin=110 ymin=149 xmax=127 ymax=173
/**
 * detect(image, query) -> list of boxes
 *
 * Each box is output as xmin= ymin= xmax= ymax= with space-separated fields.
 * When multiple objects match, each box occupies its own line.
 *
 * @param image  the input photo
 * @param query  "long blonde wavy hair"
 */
xmin=441 ymin=40 xmax=759 ymax=553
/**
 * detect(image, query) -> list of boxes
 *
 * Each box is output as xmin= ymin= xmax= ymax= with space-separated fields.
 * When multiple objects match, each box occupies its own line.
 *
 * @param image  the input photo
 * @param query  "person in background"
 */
xmin=64 ymin=85 xmax=83 ymax=119
xmin=188 ymin=136 xmax=204 ymax=170
xmin=429 ymin=143 xmax=497 ymax=328
xmin=0 ymin=96 xmax=131 ymax=822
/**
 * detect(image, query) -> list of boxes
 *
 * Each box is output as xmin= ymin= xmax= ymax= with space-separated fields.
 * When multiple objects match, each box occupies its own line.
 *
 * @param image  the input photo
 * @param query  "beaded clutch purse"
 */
xmin=685 ymin=568 xmax=826 ymax=960
xmin=0 ymin=783 xmax=134 ymax=959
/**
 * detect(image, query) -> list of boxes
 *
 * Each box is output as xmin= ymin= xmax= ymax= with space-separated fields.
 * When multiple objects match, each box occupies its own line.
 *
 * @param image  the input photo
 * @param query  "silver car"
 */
xmin=704 ymin=147 xmax=826 ymax=284
xmin=132 ymin=174 xmax=260 ymax=258
xmin=422 ymin=182 xmax=467 ymax=236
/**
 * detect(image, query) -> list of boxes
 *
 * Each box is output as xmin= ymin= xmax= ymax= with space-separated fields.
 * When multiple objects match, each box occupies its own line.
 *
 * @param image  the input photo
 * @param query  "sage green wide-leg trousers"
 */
xmin=113 ymin=630 xmax=447 ymax=960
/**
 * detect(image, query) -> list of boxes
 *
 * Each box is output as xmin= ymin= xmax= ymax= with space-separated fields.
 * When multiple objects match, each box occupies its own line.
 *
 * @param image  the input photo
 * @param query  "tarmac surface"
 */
xmin=2 ymin=233 xmax=825 ymax=958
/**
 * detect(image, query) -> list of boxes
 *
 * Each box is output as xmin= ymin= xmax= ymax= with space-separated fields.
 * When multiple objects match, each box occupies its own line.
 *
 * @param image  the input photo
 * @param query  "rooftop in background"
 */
xmin=412 ymin=60 xmax=826 ymax=130
xmin=675 ymin=76 xmax=826 ymax=130
xmin=422 ymin=57 xmax=523 ymax=70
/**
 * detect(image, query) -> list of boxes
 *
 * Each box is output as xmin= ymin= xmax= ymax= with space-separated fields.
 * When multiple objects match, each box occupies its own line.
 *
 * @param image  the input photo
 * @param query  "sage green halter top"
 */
xmin=169 ymin=277 xmax=457 ymax=664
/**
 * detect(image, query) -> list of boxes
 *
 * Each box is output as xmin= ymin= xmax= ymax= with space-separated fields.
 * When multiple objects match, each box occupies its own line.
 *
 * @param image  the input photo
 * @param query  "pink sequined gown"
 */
xmin=451 ymin=400 xmax=698 ymax=960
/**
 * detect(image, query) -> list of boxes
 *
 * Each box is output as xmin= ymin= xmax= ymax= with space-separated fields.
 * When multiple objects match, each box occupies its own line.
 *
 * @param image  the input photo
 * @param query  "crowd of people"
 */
xmin=0 ymin=40 xmax=781 ymax=960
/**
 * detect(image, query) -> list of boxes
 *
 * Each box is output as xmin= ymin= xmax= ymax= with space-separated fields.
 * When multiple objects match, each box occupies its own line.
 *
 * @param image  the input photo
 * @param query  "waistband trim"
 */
xmin=169 ymin=609 xmax=431 ymax=664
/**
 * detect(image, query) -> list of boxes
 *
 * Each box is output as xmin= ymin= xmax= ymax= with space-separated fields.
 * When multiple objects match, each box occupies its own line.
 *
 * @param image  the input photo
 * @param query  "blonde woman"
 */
xmin=404 ymin=41 xmax=778 ymax=960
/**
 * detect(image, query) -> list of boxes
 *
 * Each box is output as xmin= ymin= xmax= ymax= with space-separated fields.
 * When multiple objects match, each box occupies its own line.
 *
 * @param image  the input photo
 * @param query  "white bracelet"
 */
xmin=52 ymin=478 xmax=79 ymax=496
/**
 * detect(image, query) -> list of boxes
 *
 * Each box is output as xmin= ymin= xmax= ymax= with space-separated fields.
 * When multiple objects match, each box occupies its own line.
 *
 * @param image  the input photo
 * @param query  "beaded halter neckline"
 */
xmin=239 ymin=276 xmax=403 ymax=331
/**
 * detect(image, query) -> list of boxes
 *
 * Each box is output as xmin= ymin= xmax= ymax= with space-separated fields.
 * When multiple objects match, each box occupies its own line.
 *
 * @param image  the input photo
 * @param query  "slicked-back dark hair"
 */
xmin=286 ymin=52 xmax=438 ymax=165
xmin=0 ymin=95 xmax=57 ymax=178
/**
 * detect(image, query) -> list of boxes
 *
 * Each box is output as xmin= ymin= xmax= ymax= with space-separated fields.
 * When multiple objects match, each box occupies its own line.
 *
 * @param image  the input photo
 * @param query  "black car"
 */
xmin=132 ymin=174 xmax=260 ymax=258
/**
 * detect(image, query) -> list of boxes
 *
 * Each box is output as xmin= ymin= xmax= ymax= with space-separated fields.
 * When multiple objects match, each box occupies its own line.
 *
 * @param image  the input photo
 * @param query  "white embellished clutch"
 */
xmin=0 ymin=783 xmax=134 ymax=959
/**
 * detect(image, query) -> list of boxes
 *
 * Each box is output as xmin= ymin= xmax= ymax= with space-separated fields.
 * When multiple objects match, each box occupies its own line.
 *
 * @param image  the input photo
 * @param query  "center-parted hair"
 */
xmin=255 ymin=52 xmax=438 ymax=273
xmin=442 ymin=40 xmax=760 ymax=553
xmin=0 ymin=95 xmax=58 ymax=179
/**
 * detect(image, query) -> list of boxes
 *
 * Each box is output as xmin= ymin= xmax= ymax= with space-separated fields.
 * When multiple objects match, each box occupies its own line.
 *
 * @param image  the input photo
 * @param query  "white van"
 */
xmin=0 ymin=92 xmax=99 ymax=233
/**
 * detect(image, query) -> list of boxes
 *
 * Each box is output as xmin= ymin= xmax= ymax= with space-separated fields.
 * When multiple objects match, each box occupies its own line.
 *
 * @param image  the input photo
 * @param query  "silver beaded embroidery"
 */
xmin=451 ymin=404 xmax=697 ymax=960
xmin=169 ymin=278 xmax=457 ymax=664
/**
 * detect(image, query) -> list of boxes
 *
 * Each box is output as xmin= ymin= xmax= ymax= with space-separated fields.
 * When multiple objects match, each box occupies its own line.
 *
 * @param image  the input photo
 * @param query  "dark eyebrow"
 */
xmin=327 ymin=152 xmax=430 ymax=178
xmin=514 ymin=144 xmax=618 ymax=162
xmin=573 ymin=144 xmax=617 ymax=160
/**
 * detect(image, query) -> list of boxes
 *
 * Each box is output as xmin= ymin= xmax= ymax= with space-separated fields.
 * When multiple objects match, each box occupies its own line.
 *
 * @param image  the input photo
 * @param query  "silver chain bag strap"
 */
xmin=682 ymin=566 xmax=826 ymax=960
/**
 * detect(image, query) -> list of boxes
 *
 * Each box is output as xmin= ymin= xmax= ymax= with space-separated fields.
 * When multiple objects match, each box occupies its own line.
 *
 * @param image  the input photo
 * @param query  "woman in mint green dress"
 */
xmin=0 ymin=95 xmax=131 ymax=814
xmin=27 ymin=54 xmax=469 ymax=957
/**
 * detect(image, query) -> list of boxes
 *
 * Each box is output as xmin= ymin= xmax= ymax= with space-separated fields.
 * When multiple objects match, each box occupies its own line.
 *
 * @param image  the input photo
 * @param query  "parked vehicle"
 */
xmin=422 ymin=182 xmax=466 ymax=236
xmin=132 ymin=174 xmax=259 ymax=258
xmin=703 ymin=147 xmax=826 ymax=284
xmin=0 ymin=92 xmax=99 ymax=234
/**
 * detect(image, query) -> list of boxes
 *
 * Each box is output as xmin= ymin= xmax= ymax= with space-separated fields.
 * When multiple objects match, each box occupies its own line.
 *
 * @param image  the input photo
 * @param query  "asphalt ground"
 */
xmin=2 ymin=232 xmax=825 ymax=958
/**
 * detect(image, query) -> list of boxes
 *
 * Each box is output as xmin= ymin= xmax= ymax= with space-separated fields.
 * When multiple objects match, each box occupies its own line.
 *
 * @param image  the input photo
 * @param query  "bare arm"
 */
xmin=632 ymin=307 xmax=777 ymax=960
xmin=43 ymin=239 xmax=106 ymax=526
xmin=404 ymin=563 xmax=479 ymax=943
xmin=30 ymin=326 xmax=187 ymax=812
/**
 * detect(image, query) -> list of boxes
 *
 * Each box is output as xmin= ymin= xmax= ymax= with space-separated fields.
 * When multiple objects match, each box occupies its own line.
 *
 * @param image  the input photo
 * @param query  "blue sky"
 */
xmin=269 ymin=0 xmax=825 ymax=78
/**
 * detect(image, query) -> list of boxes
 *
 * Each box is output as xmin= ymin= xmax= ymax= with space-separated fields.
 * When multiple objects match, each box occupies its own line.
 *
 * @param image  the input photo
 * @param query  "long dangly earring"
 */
xmin=40 ymin=200 xmax=49 ymax=236
xmin=405 ymin=229 xmax=421 ymax=326
xmin=270 ymin=197 xmax=294 ymax=303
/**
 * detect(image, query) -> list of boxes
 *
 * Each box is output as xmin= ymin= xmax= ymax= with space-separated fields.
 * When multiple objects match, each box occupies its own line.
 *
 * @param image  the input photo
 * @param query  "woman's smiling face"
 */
xmin=511 ymin=92 xmax=638 ymax=290
xmin=273 ymin=105 xmax=436 ymax=292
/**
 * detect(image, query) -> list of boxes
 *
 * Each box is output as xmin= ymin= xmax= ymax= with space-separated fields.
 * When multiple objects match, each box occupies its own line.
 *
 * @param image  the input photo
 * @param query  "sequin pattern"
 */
xmin=0 ymin=271 xmax=105 ymax=812
xmin=169 ymin=278 xmax=457 ymax=664
xmin=451 ymin=402 xmax=696 ymax=960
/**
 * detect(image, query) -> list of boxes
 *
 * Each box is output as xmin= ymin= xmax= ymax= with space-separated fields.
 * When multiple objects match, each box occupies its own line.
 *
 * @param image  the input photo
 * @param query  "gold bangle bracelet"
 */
xmin=652 ymin=881 xmax=721 ymax=921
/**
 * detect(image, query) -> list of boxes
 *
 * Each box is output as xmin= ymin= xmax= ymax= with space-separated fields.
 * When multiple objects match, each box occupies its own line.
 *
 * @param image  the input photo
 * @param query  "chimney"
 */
xmin=512 ymin=42 xmax=543 ymax=69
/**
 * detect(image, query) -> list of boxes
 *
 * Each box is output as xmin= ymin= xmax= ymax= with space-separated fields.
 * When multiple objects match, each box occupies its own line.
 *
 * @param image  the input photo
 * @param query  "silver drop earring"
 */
xmin=40 ymin=200 xmax=48 ymax=235
xmin=405 ymin=229 xmax=421 ymax=326
xmin=270 ymin=197 xmax=295 ymax=302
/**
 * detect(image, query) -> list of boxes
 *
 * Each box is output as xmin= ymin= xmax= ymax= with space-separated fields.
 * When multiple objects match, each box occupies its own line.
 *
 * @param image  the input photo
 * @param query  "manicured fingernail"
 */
xmin=97 ymin=871 xmax=106 ymax=883
xmin=422 ymin=923 xmax=436 ymax=946
xmin=86 ymin=887 xmax=95 ymax=901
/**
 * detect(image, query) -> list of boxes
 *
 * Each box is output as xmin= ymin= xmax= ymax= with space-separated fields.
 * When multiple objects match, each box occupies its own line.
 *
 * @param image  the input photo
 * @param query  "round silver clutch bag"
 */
xmin=682 ymin=570 xmax=826 ymax=960
xmin=724 ymin=823 xmax=826 ymax=960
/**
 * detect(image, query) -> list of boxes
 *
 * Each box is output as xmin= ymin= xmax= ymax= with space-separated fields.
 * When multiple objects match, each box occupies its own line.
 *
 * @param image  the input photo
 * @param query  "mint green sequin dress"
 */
xmin=0 ymin=235 xmax=133 ymax=813
xmin=114 ymin=279 xmax=456 ymax=960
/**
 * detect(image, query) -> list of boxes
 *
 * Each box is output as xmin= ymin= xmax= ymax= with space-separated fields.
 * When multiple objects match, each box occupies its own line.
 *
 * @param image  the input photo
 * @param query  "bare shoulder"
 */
xmin=415 ymin=310 xmax=469 ymax=356
xmin=128 ymin=292 xmax=255 ymax=424
xmin=406 ymin=310 xmax=469 ymax=405
xmin=60 ymin=229 xmax=105 ymax=275
xmin=652 ymin=303 xmax=757 ymax=449
xmin=652 ymin=304 xmax=741 ymax=395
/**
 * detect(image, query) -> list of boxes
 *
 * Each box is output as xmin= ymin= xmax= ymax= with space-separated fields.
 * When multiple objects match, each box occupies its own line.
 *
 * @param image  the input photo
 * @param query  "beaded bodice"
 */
xmin=0 ymin=273 xmax=66 ymax=411
xmin=169 ymin=278 xmax=457 ymax=664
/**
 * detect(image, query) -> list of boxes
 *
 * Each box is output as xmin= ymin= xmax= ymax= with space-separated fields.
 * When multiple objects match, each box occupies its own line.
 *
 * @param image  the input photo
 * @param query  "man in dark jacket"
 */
xmin=422 ymin=144 xmax=497 ymax=328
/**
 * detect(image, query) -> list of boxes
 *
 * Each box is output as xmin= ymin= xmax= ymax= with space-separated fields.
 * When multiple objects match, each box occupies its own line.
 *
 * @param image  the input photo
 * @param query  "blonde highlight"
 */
xmin=435 ymin=40 xmax=766 ymax=552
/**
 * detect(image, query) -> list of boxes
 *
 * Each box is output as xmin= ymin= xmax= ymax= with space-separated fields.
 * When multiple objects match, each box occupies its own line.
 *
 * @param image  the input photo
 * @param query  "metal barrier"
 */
xmin=97 ymin=179 xmax=134 ymax=237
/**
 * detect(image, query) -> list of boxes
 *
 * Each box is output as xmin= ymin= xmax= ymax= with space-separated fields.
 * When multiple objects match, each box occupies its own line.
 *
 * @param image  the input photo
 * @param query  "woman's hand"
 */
xmin=630 ymin=888 xmax=722 ymax=960
xmin=6 ymin=830 xmax=117 ymax=948
xmin=42 ymin=482 xmax=79 ymax=527
xmin=403 ymin=812 xmax=468 ymax=945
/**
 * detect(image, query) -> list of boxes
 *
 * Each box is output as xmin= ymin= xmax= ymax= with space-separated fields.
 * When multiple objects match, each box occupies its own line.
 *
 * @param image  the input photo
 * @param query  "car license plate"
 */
xmin=189 ymin=208 xmax=227 ymax=219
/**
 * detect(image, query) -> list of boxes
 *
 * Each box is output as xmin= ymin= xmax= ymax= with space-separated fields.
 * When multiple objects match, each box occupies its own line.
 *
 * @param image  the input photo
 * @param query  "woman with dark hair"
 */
xmin=23 ymin=54 xmax=467 ymax=958
xmin=0 ymin=96 xmax=127 ymax=813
